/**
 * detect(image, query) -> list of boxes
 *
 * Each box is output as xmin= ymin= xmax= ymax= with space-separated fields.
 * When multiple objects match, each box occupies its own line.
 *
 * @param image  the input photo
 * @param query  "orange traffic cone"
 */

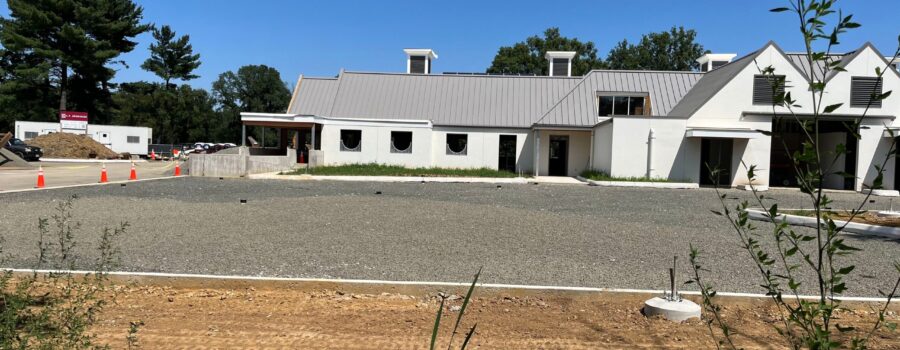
xmin=150 ymin=150 xmax=157 ymax=161
xmin=99 ymin=163 xmax=108 ymax=183
xmin=129 ymin=162 xmax=138 ymax=180
xmin=36 ymin=166 xmax=45 ymax=188
xmin=174 ymin=161 xmax=181 ymax=176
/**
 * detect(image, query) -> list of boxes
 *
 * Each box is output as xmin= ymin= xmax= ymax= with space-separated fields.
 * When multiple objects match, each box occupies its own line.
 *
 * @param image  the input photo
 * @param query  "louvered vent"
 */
xmin=850 ymin=77 xmax=883 ymax=108
xmin=752 ymin=75 xmax=786 ymax=105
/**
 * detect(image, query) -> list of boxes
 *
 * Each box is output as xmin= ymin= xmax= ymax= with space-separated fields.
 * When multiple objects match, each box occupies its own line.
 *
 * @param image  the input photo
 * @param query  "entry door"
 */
xmin=700 ymin=138 xmax=733 ymax=186
xmin=548 ymin=136 xmax=569 ymax=176
xmin=498 ymin=135 xmax=517 ymax=173
xmin=95 ymin=131 xmax=111 ymax=146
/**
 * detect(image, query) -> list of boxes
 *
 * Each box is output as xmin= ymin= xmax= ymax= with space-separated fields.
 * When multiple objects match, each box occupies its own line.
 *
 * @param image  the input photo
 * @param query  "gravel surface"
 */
xmin=0 ymin=177 xmax=897 ymax=296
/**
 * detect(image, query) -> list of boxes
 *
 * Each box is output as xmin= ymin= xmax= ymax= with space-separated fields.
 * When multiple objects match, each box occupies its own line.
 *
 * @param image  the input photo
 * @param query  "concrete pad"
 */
xmin=577 ymin=176 xmax=699 ymax=189
xmin=860 ymin=189 xmax=900 ymax=197
xmin=532 ymin=176 xmax=586 ymax=185
xmin=642 ymin=297 xmax=701 ymax=322
xmin=0 ymin=148 xmax=33 ymax=168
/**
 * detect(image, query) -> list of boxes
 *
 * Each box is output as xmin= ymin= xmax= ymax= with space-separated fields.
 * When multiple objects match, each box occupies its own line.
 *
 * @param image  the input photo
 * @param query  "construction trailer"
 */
xmin=14 ymin=121 xmax=153 ymax=156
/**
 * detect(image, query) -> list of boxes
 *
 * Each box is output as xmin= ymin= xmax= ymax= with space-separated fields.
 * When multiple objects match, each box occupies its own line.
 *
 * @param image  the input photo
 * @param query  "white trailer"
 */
xmin=14 ymin=121 xmax=153 ymax=156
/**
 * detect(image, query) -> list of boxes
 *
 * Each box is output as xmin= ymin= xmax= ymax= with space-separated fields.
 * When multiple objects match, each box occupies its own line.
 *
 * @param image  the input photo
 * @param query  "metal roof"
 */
xmin=535 ymin=70 xmax=704 ymax=126
xmin=291 ymin=71 xmax=581 ymax=128
xmin=785 ymin=53 xmax=844 ymax=82
xmin=288 ymin=77 xmax=340 ymax=116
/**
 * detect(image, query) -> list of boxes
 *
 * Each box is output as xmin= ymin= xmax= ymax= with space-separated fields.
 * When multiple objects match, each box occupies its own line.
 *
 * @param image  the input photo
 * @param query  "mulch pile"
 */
xmin=28 ymin=132 xmax=120 ymax=159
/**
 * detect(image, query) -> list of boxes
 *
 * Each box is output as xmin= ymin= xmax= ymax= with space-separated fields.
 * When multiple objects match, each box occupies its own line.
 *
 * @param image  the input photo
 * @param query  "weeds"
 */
xmin=0 ymin=195 xmax=131 ymax=349
xmin=430 ymin=267 xmax=481 ymax=350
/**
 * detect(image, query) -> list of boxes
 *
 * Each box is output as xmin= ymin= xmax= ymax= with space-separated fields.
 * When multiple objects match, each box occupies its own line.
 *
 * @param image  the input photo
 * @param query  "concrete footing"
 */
xmin=642 ymin=297 xmax=701 ymax=322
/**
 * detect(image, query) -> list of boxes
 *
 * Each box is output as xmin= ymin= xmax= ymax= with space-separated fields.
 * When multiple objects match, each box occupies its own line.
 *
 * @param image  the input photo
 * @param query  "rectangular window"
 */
xmin=752 ymin=74 xmax=786 ymax=105
xmin=552 ymin=58 xmax=568 ymax=76
xmin=339 ymin=129 xmax=362 ymax=152
xmin=597 ymin=95 xmax=649 ymax=116
xmin=410 ymin=56 xmax=426 ymax=74
xmin=446 ymin=133 xmax=468 ymax=155
xmin=850 ymin=76 xmax=883 ymax=108
xmin=24 ymin=131 xmax=38 ymax=140
xmin=390 ymin=131 xmax=412 ymax=153
xmin=126 ymin=136 xmax=140 ymax=144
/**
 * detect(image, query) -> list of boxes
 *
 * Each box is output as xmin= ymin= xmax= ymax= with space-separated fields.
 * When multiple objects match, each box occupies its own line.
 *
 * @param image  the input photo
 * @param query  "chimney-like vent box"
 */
xmin=404 ymin=49 xmax=438 ymax=74
xmin=545 ymin=51 xmax=577 ymax=77
xmin=696 ymin=53 xmax=737 ymax=72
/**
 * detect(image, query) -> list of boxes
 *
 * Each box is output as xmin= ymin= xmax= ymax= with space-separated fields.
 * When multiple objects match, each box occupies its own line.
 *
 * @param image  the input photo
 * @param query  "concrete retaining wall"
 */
xmin=188 ymin=147 xmax=297 ymax=177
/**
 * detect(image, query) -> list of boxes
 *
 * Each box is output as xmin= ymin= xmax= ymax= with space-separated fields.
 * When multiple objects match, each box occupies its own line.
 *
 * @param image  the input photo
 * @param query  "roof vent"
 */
xmin=545 ymin=51 xmax=577 ymax=77
xmin=404 ymin=49 xmax=438 ymax=74
xmin=696 ymin=53 xmax=737 ymax=72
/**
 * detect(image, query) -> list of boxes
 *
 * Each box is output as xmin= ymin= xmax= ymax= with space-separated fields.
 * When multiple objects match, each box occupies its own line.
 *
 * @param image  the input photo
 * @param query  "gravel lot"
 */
xmin=0 ymin=177 xmax=897 ymax=296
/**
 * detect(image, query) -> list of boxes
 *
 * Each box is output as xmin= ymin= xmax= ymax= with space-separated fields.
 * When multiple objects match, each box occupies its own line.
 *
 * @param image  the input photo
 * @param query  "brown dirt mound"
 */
xmin=28 ymin=132 xmax=120 ymax=159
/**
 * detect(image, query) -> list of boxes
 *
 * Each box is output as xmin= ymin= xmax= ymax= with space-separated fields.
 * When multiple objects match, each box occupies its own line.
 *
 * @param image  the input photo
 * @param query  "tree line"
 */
xmin=0 ymin=0 xmax=290 ymax=144
xmin=487 ymin=27 xmax=707 ymax=76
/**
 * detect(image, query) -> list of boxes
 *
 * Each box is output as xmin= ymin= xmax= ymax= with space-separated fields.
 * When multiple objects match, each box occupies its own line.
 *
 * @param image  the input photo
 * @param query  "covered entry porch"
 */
xmin=532 ymin=126 xmax=592 ymax=177
xmin=685 ymin=127 xmax=762 ymax=186
xmin=241 ymin=113 xmax=322 ymax=164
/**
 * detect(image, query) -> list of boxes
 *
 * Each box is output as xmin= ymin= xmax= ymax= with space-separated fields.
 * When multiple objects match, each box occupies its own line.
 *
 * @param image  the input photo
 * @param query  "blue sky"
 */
xmin=2 ymin=0 xmax=900 ymax=90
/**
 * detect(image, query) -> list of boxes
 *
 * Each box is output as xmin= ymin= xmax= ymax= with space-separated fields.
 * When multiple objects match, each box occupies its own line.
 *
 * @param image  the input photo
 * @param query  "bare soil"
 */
xmin=28 ymin=132 xmax=120 ymax=159
xmin=86 ymin=276 xmax=900 ymax=349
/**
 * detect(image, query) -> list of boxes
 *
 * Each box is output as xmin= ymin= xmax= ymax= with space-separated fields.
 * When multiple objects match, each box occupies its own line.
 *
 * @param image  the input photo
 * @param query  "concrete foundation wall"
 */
xmin=189 ymin=147 xmax=296 ymax=177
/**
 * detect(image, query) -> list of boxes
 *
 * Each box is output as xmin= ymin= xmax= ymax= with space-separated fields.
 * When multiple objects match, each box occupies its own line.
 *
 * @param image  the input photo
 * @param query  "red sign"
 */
xmin=60 ymin=111 xmax=88 ymax=130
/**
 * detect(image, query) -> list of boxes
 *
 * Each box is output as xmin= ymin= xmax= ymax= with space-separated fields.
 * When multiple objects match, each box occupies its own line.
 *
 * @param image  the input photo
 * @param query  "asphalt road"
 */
xmin=0 ymin=177 xmax=897 ymax=296
xmin=0 ymin=161 xmax=179 ymax=191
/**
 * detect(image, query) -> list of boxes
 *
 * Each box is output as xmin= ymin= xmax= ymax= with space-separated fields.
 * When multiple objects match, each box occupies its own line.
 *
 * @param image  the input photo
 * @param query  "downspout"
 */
xmin=647 ymin=128 xmax=655 ymax=179
xmin=589 ymin=128 xmax=595 ymax=170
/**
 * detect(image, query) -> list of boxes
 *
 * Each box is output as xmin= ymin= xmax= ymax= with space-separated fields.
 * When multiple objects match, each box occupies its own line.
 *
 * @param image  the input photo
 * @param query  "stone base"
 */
xmin=642 ymin=297 xmax=701 ymax=322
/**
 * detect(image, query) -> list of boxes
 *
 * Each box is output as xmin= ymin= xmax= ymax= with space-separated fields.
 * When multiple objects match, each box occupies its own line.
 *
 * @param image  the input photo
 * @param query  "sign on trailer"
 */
xmin=60 ymin=111 xmax=88 ymax=131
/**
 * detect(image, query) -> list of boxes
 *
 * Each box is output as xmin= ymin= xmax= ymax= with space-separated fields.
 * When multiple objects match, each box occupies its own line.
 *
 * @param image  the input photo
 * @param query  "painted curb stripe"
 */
xmin=1 ymin=268 xmax=892 ymax=303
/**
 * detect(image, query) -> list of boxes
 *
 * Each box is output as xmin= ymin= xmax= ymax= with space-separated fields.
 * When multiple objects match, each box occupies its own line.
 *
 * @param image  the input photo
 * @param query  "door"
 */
xmin=548 ymin=135 xmax=569 ymax=176
xmin=498 ymin=135 xmax=517 ymax=173
xmin=700 ymin=138 xmax=733 ymax=186
xmin=95 ymin=131 xmax=112 ymax=147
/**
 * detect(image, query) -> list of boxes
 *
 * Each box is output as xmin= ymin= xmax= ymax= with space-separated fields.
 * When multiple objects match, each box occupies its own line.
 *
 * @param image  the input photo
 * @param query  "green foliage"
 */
xmin=579 ymin=169 xmax=676 ymax=182
xmin=112 ymin=82 xmax=222 ymax=143
xmin=141 ymin=25 xmax=201 ymax=86
xmin=430 ymin=267 xmax=481 ymax=350
xmin=605 ymin=26 xmax=707 ymax=71
xmin=0 ymin=196 xmax=128 ymax=349
xmin=486 ymin=27 xmax=606 ymax=76
xmin=0 ymin=0 xmax=151 ymax=123
xmin=212 ymin=65 xmax=291 ymax=144
xmin=283 ymin=163 xmax=522 ymax=178
xmin=692 ymin=2 xmax=900 ymax=349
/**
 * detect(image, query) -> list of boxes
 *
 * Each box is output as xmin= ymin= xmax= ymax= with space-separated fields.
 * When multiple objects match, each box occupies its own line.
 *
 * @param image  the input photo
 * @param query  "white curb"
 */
xmin=577 ymin=176 xmax=699 ymax=189
xmin=0 ymin=268 xmax=892 ymax=302
xmin=249 ymin=172 xmax=530 ymax=184
xmin=746 ymin=208 xmax=900 ymax=239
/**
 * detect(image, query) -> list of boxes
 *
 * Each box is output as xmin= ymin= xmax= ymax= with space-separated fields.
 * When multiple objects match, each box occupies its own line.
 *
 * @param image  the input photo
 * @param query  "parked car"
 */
xmin=4 ymin=137 xmax=42 ymax=161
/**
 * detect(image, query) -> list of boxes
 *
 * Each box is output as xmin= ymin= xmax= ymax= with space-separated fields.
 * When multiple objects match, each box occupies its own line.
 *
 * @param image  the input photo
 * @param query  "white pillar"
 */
xmin=241 ymin=124 xmax=246 ymax=146
xmin=534 ymin=129 xmax=541 ymax=176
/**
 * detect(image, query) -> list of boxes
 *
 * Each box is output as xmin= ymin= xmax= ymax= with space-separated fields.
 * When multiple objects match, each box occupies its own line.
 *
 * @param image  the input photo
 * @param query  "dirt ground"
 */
xmin=83 ymin=276 xmax=900 ymax=349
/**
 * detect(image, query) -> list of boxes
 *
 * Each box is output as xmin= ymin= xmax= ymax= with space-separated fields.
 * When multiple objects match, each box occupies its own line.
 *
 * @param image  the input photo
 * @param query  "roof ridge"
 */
xmin=588 ymin=69 xmax=704 ymax=74
xmin=340 ymin=70 xmax=583 ymax=79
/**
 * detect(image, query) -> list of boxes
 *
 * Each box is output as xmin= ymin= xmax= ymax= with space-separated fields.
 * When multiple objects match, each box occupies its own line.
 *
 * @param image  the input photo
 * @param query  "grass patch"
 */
xmin=579 ymin=169 xmax=675 ymax=183
xmin=282 ymin=163 xmax=524 ymax=178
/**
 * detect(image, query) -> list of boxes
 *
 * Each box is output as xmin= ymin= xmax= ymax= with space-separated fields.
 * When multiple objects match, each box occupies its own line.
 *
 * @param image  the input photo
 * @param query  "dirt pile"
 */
xmin=28 ymin=132 xmax=120 ymax=159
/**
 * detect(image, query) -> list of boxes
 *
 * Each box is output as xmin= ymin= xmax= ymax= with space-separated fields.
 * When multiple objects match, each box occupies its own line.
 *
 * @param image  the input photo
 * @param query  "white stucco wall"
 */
xmin=431 ymin=126 xmax=533 ymax=173
xmin=592 ymin=122 xmax=613 ymax=173
xmin=320 ymin=123 xmax=433 ymax=167
xmin=857 ymin=119 xmax=895 ymax=190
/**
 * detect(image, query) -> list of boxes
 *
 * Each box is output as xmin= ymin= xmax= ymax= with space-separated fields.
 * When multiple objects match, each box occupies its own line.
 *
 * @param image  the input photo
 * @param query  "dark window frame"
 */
xmin=339 ymin=129 xmax=362 ymax=152
xmin=390 ymin=131 xmax=413 ymax=154
xmin=597 ymin=94 xmax=650 ymax=116
xmin=446 ymin=133 xmax=468 ymax=155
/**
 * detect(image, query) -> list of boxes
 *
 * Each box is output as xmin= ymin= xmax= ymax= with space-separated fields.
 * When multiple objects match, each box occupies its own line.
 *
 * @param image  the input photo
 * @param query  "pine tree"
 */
xmin=141 ymin=25 xmax=202 ymax=87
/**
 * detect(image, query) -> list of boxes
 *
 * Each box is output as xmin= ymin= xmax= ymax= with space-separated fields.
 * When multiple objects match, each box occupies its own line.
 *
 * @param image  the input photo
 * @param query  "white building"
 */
xmin=242 ymin=43 xmax=900 ymax=191
xmin=14 ymin=121 xmax=153 ymax=156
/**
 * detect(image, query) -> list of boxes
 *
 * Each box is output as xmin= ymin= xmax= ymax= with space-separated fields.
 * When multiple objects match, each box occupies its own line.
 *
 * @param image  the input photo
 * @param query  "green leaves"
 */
xmin=823 ymin=103 xmax=843 ymax=113
xmin=770 ymin=7 xmax=791 ymax=12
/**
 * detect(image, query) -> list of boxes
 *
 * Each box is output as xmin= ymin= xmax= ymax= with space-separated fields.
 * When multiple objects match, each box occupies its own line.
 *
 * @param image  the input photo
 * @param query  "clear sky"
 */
xmin=2 ymin=0 xmax=899 ymax=90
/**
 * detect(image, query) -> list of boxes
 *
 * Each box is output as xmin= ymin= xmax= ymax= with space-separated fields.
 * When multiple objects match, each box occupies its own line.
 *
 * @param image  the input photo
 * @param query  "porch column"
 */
xmin=534 ymin=129 xmax=540 ymax=177
xmin=241 ymin=124 xmax=246 ymax=146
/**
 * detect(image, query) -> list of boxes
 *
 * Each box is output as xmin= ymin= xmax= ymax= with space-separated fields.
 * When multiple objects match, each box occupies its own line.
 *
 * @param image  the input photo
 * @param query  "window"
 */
xmin=23 ymin=131 xmax=38 ymax=140
xmin=446 ymin=134 xmax=467 ymax=155
xmin=850 ymin=76 xmax=883 ymax=108
xmin=597 ymin=95 xmax=649 ymax=116
xmin=752 ymin=74 xmax=786 ymax=105
xmin=340 ymin=129 xmax=362 ymax=152
xmin=552 ymin=58 xmax=568 ymax=76
xmin=410 ymin=56 xmax=426 ymax=74
xmin=126 ymin=136 xmax=140 ymax=144
xmin=390 ymin=131 xmax=412 ymax=153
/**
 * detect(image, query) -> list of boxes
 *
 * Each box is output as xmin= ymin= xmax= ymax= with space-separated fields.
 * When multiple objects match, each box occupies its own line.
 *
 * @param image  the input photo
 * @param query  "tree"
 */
xmin=0 ymin=0 xmax=150 ymax=120
xmin=112 ymin=82 xmax=218 ymax=144
xmin=605 ymin=26 xmax=706 ymax=71
xmin=212 ymin=65 xmax=291 ymax=143
xmin=486 ymin=27 xmax=606 ymax=76
xmin=141 ymin=25 xmax=201 ymax=87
